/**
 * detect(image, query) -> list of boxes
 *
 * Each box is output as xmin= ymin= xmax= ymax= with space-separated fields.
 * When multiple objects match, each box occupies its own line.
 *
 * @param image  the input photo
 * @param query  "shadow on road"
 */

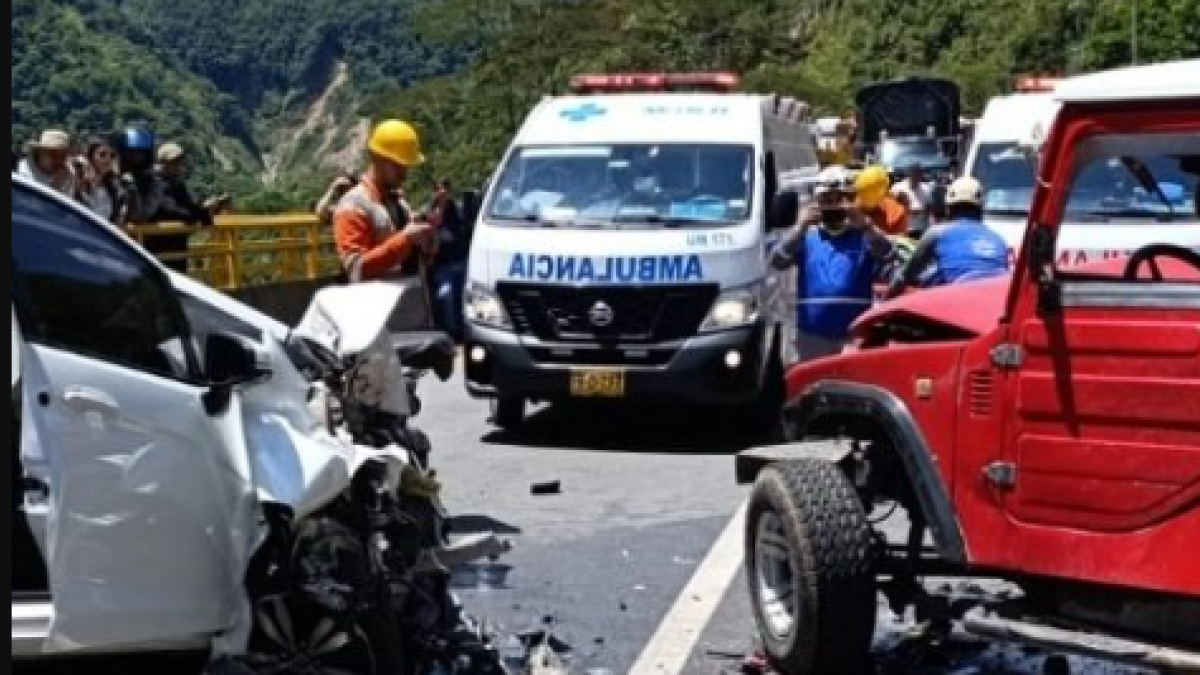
xmin=482 ymin=401 xmax=767 ymax=455
xmin=448 ymin=513 xmax=523 ymax=535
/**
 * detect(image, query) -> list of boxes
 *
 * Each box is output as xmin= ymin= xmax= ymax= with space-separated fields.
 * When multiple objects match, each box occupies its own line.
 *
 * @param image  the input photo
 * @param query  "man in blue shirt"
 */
xmin=887 ymin=176 xmax=1010 ymax=298
xmin=771 ymin=166 xmax=899 ymax=361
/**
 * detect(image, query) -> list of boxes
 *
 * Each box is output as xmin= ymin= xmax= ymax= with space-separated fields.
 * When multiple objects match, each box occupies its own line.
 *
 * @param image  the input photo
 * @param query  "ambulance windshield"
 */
xmin=974 ymin=141 xmax=1197 ymax=222
xmin=486 ymin=143 xmax=754 ymax=226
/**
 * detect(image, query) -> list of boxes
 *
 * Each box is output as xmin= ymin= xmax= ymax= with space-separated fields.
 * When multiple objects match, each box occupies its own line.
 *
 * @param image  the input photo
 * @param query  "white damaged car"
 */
xmin=11 ymin=174 xmax=508 ymax=673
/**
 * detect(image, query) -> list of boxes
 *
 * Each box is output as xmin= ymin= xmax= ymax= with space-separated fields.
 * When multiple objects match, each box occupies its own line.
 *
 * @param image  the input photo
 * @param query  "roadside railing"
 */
xmin=129 ymin=214 xmax=341 ymax=290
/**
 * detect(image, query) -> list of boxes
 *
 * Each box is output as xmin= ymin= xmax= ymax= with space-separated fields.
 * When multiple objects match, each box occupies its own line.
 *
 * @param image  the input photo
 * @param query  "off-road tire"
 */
xmin=746 ymin=459 xmax=877 ymax=675
xmin=490 ymin=396 xmax=525 ymax=430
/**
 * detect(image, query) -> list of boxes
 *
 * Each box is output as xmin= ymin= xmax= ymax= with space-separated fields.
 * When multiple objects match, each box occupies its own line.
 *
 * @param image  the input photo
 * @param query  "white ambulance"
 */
xmin=965 ymin=72 xmax=1199 ymax=267
xmin=463 ymin=72 xmax=819 ymax=429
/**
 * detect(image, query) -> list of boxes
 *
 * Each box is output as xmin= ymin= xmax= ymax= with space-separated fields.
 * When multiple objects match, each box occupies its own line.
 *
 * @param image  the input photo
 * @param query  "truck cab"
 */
xmin=854 ymin=76 xmax=961 ymax=182
xmin=739 ymin=59 xmax=1200 ymax=674
xmin=463 ymin=72 xmax=817 ymax=429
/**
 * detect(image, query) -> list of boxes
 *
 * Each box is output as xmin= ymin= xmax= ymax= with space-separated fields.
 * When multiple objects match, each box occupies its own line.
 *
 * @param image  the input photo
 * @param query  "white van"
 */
xmin=965 ymin=79 xmax=1199 ymax=266
xmin=462 ymin=72 xmax=818 ymax=428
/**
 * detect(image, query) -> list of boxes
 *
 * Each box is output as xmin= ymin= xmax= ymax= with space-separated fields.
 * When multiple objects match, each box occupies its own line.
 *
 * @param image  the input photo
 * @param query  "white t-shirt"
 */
xmin=891 ymin=180 xmax=935 ymax=233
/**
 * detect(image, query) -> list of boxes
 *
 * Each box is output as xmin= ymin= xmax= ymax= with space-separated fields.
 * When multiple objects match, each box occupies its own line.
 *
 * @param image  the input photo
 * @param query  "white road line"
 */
xmin=628 ymin=500 xmax=748 ymax=675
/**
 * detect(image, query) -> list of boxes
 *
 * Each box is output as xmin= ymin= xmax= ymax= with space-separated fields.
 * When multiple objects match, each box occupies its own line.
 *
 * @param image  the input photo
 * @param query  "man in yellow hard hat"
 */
xmin=854 ymin=165 xmax=909 ymax=237
xmin=333 ymin=119 xmax=436 ymax=328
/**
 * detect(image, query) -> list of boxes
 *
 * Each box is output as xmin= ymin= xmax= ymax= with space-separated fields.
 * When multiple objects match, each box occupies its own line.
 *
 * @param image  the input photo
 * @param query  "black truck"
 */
xmin=854 ymin=76 xmax=962 ymax=182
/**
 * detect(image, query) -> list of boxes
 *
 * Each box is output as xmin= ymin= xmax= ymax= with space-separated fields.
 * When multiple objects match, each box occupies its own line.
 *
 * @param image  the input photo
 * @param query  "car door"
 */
xmin=11 ymin=183 xmax=259 ymax=652
xmin=997 ymin=106 xmax=1200 ymax=594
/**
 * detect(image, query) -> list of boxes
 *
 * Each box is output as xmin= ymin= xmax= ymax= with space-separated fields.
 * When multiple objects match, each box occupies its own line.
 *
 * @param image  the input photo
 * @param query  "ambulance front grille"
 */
xmin=497 ymin=282 xmax=720 ymax=344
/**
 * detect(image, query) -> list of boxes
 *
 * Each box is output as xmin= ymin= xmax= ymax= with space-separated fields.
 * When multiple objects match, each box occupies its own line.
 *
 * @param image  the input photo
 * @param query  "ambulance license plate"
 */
xmin=569 ymin=369 xmax=625 ymax=397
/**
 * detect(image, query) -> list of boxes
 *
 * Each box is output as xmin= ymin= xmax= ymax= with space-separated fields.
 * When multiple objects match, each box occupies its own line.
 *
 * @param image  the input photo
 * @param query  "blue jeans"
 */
xmin=433 ymin=262 xmax=466 ymax=339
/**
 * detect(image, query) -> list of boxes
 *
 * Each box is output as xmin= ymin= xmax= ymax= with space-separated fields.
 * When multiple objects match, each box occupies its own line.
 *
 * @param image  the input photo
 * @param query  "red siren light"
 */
xmin=569 ymin=72 xmax=741 ymax=94
xmin=1015 ymin=74 xmax=1063 ymax=93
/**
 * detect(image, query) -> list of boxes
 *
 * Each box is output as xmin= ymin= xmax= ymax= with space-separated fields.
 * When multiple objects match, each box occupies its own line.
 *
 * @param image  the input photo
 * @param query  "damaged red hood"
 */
xmin=854 ymin=275 xmax=1011 ymax=338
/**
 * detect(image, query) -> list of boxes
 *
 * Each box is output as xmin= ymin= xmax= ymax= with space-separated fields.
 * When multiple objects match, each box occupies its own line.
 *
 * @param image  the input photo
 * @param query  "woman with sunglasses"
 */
xmin=81 ymin=135 xmax=126 ymax=227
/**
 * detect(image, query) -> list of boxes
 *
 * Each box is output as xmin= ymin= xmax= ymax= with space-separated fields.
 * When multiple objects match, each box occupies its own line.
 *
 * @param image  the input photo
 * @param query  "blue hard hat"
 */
xmin=117 ymin=127 xmax=155 ymax=151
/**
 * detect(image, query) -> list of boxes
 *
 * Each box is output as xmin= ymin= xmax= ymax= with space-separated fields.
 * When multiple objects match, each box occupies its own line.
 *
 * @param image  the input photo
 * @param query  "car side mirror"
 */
xmin=206 ymin=332 xmax=271 ymax=385
xmin=202 ymin=332 xmax=270 ymax=416
xmin=769 ymin=191 xmax=799 ymax=231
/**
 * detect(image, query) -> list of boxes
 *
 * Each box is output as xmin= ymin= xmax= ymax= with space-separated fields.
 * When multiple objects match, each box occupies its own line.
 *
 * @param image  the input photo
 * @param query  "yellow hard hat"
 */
xmin=368 ymin=119 xmax=424 ymax=167
xmin=854 ymin=165 xmax=890 ymax=209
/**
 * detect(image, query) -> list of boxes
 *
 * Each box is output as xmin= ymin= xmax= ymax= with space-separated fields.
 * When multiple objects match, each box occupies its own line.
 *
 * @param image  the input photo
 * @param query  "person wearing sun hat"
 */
xmin=17 ymin=129 xmax=83 ymax=200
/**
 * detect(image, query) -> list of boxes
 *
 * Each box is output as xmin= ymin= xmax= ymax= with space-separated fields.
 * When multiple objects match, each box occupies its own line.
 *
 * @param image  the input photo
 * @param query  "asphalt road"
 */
xmin=16 ymin=369 xmax=1155 ymax=675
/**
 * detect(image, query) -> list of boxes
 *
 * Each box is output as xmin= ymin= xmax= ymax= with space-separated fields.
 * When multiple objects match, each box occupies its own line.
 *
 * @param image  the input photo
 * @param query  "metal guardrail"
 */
xmin=129 ymin=214 xmax=342 ymax=290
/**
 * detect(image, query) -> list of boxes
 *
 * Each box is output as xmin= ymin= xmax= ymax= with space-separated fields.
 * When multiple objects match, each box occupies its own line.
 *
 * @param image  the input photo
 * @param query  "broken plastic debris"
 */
xmin=531 ymin=481 xmax=561 ymax=495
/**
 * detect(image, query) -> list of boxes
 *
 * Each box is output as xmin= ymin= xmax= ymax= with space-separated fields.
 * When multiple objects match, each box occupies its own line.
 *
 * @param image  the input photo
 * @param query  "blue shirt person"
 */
xmin=771 ymin=166 xmax=898 ymax=361
xmin=887 ymin=176 xmax=1009 ymax=298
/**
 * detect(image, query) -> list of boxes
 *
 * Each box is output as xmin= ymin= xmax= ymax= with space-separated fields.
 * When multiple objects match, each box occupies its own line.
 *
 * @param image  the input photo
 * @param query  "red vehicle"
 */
xmin=738 ymin=60 xmax=1200 ymax=674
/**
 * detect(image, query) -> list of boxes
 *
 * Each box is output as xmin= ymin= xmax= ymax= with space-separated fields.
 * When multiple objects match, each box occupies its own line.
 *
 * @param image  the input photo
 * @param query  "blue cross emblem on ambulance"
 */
xmin=561 ymin=103 xmax=607 ymax=122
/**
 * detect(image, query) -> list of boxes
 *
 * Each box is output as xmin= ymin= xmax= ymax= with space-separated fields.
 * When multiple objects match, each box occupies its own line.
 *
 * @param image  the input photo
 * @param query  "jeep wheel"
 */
xmin=746 ymin=459 xmax=877 ymax=675
xmin=490 ymin=396 xmax=525 ymax=429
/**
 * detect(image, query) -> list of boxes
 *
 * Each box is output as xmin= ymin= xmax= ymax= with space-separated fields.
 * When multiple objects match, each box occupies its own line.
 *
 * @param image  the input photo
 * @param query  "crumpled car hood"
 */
xmin=852 ymin=275 xmax=1011 ymax=339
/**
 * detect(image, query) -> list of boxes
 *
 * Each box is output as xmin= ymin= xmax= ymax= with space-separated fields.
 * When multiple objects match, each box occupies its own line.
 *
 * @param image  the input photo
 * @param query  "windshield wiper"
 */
xmin=609 ymin=214 xmax=723 ymax=228
xmin=1119 ymin=156 xmax=1176 ymax=217
xmin=984 ymin=208 xmax=1029 ymax=218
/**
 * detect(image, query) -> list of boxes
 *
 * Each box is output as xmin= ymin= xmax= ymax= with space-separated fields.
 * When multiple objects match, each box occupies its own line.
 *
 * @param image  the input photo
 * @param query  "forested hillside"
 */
xmin=379 ymin=0 xmax=1199 ymax=199
xmin=12 ymin=0 xmax=1198 ymax=209
xmin=13 ymin=0 xmax=466 ymax=205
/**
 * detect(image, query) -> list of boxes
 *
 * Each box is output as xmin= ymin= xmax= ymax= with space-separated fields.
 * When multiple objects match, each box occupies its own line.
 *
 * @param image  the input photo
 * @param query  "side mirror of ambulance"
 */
xmin=769 ymin=191 xmax=799 ymax=231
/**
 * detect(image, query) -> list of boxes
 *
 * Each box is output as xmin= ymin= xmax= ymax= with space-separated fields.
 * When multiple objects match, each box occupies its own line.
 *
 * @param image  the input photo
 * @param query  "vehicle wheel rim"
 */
xmin=246 ymin=595 xmax=377 ymax=675
xmin=755 ymin=510 xmax=797 ymax=640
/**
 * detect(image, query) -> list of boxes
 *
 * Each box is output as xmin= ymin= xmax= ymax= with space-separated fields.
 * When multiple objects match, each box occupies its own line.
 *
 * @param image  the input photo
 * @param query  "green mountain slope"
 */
xmin=376 ymin=0 xmax=1198 ymax=200
xmin=12 ymin=0 xmax=257 ymax=193
xmin=13 ymin=0 xmax=1197 ymax=210
xmin=13 ymin=0 xmax=468 ymax=205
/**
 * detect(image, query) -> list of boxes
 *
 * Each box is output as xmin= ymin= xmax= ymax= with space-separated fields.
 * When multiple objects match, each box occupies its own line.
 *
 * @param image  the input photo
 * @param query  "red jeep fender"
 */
xmin=791 ymin=379 xmax=968 ymax=565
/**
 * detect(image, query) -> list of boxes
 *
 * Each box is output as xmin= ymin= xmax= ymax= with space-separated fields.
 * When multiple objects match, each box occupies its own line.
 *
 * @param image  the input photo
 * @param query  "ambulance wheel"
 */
xmin=746 ymin=346 xmax=786 ymax=441
xmin=746 ymin=460 xmax=877 ymax=675
xmin=490 ymin=396 xmax=525 ymax=429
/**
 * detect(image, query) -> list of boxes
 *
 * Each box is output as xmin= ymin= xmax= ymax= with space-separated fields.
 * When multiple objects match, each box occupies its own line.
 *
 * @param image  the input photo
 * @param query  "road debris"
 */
xmin=531 ymin=481 xmax=562 ymax=495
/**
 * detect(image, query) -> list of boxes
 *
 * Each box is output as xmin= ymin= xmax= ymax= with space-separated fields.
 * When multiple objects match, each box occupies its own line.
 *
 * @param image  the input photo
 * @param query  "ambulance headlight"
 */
xmin=464 ymin=282 xmax=512 ymax=330
xmin=700 ymin=286 xmax=761 ymax=332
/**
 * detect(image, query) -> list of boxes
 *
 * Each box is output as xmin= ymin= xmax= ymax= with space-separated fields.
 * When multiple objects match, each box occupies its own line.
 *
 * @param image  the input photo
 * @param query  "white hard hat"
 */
xmin=814 ymin=165 xmax=854 ymax=195
xmin=946 ymin=176 xmax=983 ymax=206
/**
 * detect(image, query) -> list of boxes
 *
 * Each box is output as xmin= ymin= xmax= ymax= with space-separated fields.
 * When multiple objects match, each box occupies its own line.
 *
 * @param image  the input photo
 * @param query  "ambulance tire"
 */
xmin=491 ymin=396 xmax=525 ymax=430
xmin=746 ymin=345 xmax=786 ymax=441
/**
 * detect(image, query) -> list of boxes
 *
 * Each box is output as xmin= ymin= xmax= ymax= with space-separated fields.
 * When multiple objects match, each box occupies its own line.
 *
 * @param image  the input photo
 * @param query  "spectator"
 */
xmin=771 ymin=166 xmax=899 ymax=360
xmin=890 ymin=164 xmax=935 ymax=237
xmin=17 ymin=130 xmax=82 ymax=200
xmin=316 ymin=174 xmax=358 ymax=225
xmin=332 ymin=119 xmax=435 ymax=331
xmin=428 ymin=178 xmax=470 ymax=340
xmin=80 ymin=136 xmax=125 ymax=226
xmin=117 ymin=126 xmax=166 ymax=226
xmin=887 ymin=177 xmax=1009 ymax=297
xmin=150 ymin=142 xmax=230 ymax=273
xmin=854 ymin=165 xmax=909 ymax=236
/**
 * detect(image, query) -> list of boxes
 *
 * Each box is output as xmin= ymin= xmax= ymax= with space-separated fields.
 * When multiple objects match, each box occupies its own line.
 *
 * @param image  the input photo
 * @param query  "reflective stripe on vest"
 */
xmin=338 ymin=185 xmax=416 ymax=283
